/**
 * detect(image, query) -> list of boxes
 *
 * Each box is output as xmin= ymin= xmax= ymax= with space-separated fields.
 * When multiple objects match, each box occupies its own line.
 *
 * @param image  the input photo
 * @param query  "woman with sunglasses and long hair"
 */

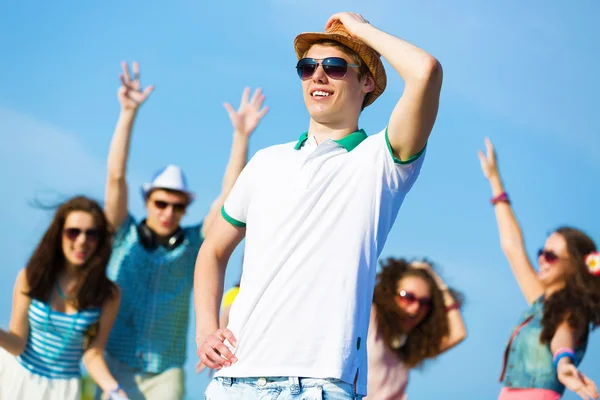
xmin=0 ymin=196 xmax=127 ymax=400
xmin=479 ymin=138 xmax=600 ymax=400
xmin=366 ymin=257 xmax=467 ymax=399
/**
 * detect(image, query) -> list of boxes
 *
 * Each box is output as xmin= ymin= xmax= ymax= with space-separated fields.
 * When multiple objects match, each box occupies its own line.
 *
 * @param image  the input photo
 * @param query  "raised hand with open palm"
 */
xmin=118 ymin=61 xmax=154 ymax=111
xmin=224 ymin=87 xmax=269 ymax=137
xmin=477 ymin=137 xmax=500 ymax=181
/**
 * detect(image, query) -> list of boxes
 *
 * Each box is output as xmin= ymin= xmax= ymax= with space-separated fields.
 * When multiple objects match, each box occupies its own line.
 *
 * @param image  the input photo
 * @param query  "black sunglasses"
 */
xmin=296 ymin=57 xmax=360 ymax=80
xmin=63 ymin=228 xmax=99 ymax=242
xmin=154 ymin=200 xmax=187 ymax=213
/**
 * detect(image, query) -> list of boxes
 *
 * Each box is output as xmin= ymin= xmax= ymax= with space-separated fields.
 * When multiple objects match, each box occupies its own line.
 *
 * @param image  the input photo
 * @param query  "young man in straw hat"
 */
xmin=97 ymin=62 xmax=268 ymax=400
xmin=194 ymin=12 xmax=442 ymax=399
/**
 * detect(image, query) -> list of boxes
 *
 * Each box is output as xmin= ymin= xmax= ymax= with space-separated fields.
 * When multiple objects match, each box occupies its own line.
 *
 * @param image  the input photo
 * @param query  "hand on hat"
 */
xmin=224 ymin=87 xmax=269 ymax=138
xmin=118 ymin=61 xmax=155 ymax=111
xmin=325 ymin=12 xmax=371 ymax=38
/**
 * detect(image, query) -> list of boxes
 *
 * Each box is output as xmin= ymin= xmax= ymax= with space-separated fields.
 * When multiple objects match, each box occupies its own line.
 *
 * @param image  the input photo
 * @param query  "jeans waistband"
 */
xmin=219 ymin=376 xmax=306 ymax=395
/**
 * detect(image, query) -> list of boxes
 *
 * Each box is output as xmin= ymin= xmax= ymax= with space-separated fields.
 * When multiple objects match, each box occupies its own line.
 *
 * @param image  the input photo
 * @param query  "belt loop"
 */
xmin=290 ymin=377 xmax=301 ymax=395
xmin=222 ymin=377 xmax=233 ymax=387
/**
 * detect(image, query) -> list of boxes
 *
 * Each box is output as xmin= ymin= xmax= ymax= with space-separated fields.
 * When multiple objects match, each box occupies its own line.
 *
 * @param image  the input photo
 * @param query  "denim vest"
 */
xmin=500 ymin=296 xmax=587 ymax=394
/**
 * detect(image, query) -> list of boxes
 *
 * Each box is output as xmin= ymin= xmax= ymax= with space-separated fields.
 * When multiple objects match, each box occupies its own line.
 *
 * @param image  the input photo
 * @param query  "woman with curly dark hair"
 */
xmin=479 ymin=138 xmax=600 ymax=400
xmin=0 ymin=196 xmax=128 ymax=400
xmin=366 ymin=257 xmax=467 ymax=399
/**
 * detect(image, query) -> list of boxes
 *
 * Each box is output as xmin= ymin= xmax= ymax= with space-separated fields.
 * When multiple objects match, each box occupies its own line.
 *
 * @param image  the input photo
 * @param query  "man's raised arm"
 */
xmin=326 ymin=13 xmax=442 ymax=162
xmin=104 ymin=61 xmax=154 ymax=229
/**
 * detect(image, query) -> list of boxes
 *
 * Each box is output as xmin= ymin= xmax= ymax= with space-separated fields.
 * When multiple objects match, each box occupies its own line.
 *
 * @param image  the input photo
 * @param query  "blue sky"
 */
xmin=1 ymin=0 xmax=599 ymax=399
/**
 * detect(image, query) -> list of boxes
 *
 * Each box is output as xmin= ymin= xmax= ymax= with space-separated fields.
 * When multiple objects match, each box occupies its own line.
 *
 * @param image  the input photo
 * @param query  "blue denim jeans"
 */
xmin=204 ymin=376 xmax=364 ymax=400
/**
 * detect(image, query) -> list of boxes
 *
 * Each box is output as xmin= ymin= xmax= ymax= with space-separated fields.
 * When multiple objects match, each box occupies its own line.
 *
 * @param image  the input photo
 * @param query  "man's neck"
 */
xmin=145 ymin=220 xmax=181 ymax=240
xmin=307 ymin=119 xmax=359 ymax=144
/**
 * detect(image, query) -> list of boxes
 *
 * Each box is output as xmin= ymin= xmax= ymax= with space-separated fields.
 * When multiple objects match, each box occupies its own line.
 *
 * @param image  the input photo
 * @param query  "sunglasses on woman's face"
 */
xmin=538 ymin=249 xmax=560 ymax=263
xmin=153 ymin=200 xmax=187 ymax=214
xmin=63 ymin=227 xmax=99 ymax=243
xmin=296 ymin=57 xmax=360 ymax=80
xmin=397 ymin=290 xmax=432 ymax=308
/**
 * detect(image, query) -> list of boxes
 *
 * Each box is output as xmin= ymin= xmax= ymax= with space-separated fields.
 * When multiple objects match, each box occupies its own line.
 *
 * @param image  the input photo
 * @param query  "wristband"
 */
xmin=445 ymin=303 xmax=460 ymax=312
xmin=109 ymin=384 xmax=121 ymax=394
xmin=553 ymin=349 xmax=578 ymax=370
xmin=491 ymin=192 xmax=510 ymax=205
xmin=553 ymin=347 xmax=575 ymax=357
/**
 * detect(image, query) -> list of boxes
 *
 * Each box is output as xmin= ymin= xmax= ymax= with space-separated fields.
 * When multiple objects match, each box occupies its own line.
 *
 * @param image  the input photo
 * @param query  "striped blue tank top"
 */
xmin=16 ymin=299 xmax=101 ymax=379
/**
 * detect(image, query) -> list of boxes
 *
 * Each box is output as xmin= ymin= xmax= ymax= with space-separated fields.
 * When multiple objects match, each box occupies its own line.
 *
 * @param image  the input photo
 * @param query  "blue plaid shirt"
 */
xmin=105 ymin=214 xmax=203 ymax=373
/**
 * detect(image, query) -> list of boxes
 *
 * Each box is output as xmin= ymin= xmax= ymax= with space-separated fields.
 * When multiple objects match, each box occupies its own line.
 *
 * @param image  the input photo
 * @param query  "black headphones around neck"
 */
xmin=137 ymin=220 xmax=185 ymax=251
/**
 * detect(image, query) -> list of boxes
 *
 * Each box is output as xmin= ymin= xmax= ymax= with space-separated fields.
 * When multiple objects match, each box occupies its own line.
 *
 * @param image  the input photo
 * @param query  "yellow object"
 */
xmin=222 ymin=286 xmax=240 ymax=308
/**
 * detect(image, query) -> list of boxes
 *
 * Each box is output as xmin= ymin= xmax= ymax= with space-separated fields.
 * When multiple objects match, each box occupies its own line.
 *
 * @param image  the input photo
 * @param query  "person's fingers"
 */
xmin=133 ymin=61 xmax=140 ymax=81
xmin=250 ymin=87 xmax=262 ymax=106
xmin=208 ymin=338 xmax=236 ymax=365
xmin=258 ymin=106 xmax=269 ymax=119
xmin=575 ymin=388 xmax=591 ymax=400
xmin=142 ymin=85 xmax=155 ymax=98
xmin=223 ymin=102 xmax=235 ymax=116
xmin=195 ymin=360 xmax=208 ymax=374
xmin=220 ymin=328 xmax=239 ymax=349
xmin=121 ymin=62 xmax=132 ymax=83
xmin=325 ymin=13 xmax=342 ymax=30
xmin=583 ymin=374 xmax=598 ymax=393
xmin=120 ymin=75 xmax=133 ymax=90
xmin=198 ymin=342 xmax=225 ymax=369
xmin=581 ymin=377 xmax=599 ymax=400
xmin=477 ymin=150 xmax=488 ymax=169
xmin=484 ymin=137 xmax=494 ymax=159
xmin=240 ymin=87 xmax=250 ymax=107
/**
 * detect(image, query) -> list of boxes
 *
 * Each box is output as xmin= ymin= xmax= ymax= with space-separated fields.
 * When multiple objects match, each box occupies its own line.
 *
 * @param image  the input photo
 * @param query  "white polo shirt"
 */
xmin=217 ymin=127 xmax=425 ymax=395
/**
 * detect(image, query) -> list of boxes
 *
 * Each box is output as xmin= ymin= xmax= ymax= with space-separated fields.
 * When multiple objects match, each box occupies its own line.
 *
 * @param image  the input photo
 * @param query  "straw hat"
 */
xmin=294 ymin=20 xmax=387 ymax=108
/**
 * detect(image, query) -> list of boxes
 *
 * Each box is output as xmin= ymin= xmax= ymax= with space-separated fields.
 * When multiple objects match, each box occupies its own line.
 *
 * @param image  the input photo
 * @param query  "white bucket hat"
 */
xmin=141 ymin=165 xmax=195 ymax=203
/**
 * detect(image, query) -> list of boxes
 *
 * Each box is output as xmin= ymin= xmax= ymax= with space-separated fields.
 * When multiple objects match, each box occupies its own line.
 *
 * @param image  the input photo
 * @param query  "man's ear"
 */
xmin=362 ymin=74 xmax=375 ymax=94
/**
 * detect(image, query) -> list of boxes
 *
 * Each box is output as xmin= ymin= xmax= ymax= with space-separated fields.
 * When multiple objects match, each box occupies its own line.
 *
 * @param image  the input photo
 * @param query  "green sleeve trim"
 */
xmin=221 ymin=206 xmax=246 ymax=228
xmin=385 ymin=127 xmax=427 ymax=165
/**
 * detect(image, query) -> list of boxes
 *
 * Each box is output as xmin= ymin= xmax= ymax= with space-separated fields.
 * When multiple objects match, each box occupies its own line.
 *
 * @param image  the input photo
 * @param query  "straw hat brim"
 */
xmin=294 ymin=32 xmax=387 ymax=107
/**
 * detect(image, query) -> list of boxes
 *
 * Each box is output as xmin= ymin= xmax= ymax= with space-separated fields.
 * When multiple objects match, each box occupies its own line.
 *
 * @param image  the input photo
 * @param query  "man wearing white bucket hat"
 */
xmin=97 ymin=62 xmax=268 ymax=400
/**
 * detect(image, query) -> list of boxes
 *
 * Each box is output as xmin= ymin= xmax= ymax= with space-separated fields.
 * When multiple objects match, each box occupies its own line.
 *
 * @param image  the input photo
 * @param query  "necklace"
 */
xmin=391 ymin=334 xmax=407 ymax=349
xmin=56 ymin=281 xmax=75 ymax=300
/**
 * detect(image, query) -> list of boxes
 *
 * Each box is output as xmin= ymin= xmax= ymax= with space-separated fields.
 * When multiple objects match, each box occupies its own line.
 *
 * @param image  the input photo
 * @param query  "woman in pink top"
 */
xmin=366 ymin=257 xmax=467 ymax=399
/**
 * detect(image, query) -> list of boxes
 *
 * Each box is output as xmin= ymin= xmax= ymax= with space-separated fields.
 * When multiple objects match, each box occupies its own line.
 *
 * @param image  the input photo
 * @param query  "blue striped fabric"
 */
xmin=17 ymin=299 xmax=101 ymax=379
xmin=105 ymin=214 xmax=203 ymax=373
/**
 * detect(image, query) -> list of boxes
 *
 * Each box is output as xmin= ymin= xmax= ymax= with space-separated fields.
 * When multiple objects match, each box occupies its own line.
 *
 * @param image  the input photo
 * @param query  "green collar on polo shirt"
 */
xmin=293 ymin=129 xmax=368 ymax=152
